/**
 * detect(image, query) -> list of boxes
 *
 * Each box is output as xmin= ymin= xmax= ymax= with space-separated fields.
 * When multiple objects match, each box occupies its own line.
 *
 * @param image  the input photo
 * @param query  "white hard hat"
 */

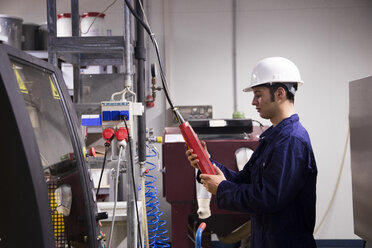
xmin=243 ymin=57 xmax=304 ymax=92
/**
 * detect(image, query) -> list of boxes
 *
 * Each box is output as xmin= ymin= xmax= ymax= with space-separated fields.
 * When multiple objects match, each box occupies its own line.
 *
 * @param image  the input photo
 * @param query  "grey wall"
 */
xmin=2 ymin=0 xmax=372 ymax=241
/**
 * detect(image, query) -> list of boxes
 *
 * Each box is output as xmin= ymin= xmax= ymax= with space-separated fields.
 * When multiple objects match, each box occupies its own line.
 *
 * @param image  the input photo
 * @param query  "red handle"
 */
xmin=179 ymin=122 xmax=216 ymax=175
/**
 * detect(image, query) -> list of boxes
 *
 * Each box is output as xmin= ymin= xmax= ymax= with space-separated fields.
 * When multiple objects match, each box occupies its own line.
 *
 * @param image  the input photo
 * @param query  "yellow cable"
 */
xmin=314 ymin=128 xmax=350 ymax=234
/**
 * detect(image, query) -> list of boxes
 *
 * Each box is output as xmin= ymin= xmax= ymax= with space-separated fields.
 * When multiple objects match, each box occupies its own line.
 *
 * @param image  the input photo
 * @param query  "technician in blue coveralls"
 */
xmin=186 ymin=57 xmax=318 ymax=248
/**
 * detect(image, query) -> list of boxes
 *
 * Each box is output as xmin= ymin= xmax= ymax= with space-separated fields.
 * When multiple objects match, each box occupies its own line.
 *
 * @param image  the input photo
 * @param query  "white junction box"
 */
xmin=101 ymin=101 xmax=144 ymax=133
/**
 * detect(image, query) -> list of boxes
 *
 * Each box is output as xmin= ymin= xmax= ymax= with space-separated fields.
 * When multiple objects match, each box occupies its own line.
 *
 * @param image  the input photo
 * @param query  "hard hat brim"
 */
xmin=242 ymin=80 xmax=304 ymax=92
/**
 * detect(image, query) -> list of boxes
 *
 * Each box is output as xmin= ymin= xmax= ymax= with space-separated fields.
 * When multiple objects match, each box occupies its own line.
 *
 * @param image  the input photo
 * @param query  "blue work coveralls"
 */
xmin=212 ymin=114 xmax=317 ymax=248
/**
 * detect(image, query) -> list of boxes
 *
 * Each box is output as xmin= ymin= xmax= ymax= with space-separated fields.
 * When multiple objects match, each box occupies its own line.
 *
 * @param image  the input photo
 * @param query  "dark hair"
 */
xmin=263 ymin=83 xmax=297 ymax=102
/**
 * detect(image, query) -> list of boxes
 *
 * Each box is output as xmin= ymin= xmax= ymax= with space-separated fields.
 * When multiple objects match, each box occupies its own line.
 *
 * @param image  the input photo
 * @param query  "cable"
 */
xmin=124 ymin=0 xmax=179 ymax=122
xmin=96 ymin=144 xmax=110 ymax=198
xmin=80 ymin=0 xmax=119 ymax=35
xmin=314 ymin=128 xmax=350 ymax=234
xmin=108 ymin=145 xmax=123 ymax=248
xmin=252 ymin=119 xmax=264 ymax=128
xmin=123 ymin=118 xmax=143 ymax=248
xmin=137 ymin=0 xmax=151 ymax=30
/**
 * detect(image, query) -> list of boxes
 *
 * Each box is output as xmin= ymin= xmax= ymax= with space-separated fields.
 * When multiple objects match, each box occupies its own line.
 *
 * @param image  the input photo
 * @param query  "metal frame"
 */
xmin=46 ymin=0 xmax=124 ymax=103
xmin=0 ymin=43 xmax=101 ymax=247
xmin=45 ymin=1 xmax=148 ymax=247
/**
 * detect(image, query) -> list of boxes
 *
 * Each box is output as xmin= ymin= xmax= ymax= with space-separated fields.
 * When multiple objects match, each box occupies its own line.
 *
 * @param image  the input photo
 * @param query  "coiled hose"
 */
xmin=143 ymin=146 xmax=170 ymax=247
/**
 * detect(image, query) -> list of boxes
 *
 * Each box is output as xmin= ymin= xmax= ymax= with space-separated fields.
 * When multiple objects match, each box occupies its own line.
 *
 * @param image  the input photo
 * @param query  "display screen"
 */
xmin=11 ymin=58 xmax=90 ymax=247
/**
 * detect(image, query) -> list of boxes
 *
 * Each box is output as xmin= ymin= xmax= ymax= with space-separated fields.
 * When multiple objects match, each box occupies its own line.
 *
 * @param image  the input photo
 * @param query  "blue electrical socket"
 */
xmin=120 ymin=110 xmax=130 ymax=120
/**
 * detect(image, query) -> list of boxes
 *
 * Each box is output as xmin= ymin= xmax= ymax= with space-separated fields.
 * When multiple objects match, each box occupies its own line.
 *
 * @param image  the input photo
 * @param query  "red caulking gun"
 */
xmin=174 ymin=110 xmax=216 ymax=175
xmin=150 ymin=63 xmax=216 ymax=175
xmin=126 ymin=0 xmax=216 ymax=175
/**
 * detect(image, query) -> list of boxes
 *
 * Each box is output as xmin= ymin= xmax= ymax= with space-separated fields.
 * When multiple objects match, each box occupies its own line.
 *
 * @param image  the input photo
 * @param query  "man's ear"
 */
xmin=276 ymin=87 xmax=286 ymax=99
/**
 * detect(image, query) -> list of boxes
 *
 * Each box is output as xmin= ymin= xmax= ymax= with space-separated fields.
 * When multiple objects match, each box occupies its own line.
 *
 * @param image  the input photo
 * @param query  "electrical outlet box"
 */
xmin=101 ymin=101 xmax=143 ymax=134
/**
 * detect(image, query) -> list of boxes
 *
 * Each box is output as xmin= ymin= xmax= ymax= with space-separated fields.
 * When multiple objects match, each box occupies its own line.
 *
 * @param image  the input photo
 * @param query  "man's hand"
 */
xmin=185 ymin=141 xmax=208 ymax=169
xmin=200 ymin=165 xmax=226 ymax=195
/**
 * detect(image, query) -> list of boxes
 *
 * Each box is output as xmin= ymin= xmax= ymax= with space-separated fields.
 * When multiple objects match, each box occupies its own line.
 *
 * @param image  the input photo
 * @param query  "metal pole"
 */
xmin=126 ymin=138 xmax=137 ymax=247
xmin=124 ymin=1 xmax=133 ymax=89
xmin=232 ymin=0 xmax=238 ymax=113
xmin=135 ymin=0 xmax=147 ymax=170
xmin=135 ymin=1 xmax=147 ymax=244
xmin=70 ymin=0 xmax=79 ymax=36
xmin=46 ymin=0 xmax=57 ymax=66
xmin=71 ymin=0 xmax=81 ymax=103
xmin=124 ymin=2 xmax=136 ymax=247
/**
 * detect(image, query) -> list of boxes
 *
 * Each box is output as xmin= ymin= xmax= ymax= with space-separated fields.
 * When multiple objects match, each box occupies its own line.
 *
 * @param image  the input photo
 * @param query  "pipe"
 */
xmin=70 ymin=0 xmax=79 ymax=36
xmin=195 ymin=222 xmax=206 ymax=248
xmin=123 ymin=2 xmax=136 ymax=247
xmin=46 ymin=0 xmax=57 ymax=66
xmin=126 ymin=137 xmax=138 ymax=247
xmin=135 ymin=3 xmax=148 ymax=246
xmin=124 ymin=0 xmax=133 ymax=89
xmin=135 ymin=0 xmax=147 ymax=164
xmin=232 ymin=0 xmax=238 ymax=113
xmin=145 ymin=0 xmax=152 ymax=95
xmin=71 ymin=0 xmax=81 ymax=103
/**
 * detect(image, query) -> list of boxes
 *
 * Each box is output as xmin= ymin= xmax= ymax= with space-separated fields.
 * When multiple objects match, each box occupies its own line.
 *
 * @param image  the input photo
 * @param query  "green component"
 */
xmin=232 ymin=111 xmax=245 ymax=119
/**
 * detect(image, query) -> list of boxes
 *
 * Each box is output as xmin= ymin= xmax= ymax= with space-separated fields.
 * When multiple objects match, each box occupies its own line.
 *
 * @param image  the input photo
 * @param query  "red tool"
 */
xmin=149 ymin=60 xmax=215 ymax=175
xmin=179 ymin=121 xmax=216 ymax=175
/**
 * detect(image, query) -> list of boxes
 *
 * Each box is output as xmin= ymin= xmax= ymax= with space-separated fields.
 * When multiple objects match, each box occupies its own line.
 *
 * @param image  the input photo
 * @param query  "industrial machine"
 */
xmin=0 ymin=1 xmax=265 ymax=247
xmin=163 ymin=122 xmax=265 ymax=248
xmin=0 ymin=43 xmax=104 ymax=247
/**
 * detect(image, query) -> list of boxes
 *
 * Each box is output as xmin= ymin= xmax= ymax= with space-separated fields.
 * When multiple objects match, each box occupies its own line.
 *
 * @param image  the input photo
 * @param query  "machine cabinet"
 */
xmin=163 ymin=126 xmax=264 ymax=248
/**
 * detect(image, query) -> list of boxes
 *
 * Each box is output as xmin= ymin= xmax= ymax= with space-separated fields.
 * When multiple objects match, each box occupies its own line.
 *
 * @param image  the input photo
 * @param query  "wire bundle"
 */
xmin=144 ymin=147 xmax=170 ymax=248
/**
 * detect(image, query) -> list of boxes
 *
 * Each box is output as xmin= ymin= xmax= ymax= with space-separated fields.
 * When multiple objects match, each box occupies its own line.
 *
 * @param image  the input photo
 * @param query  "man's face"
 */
xmin=251 ymin=86 xmax=278 ymax=120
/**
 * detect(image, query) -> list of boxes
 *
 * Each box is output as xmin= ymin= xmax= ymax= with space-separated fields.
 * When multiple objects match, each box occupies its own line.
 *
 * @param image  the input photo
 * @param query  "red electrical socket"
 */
xmin=102 ymin=128 xmax=115 ymax=145
xmin=179 ymin=121 xmax=216 ymax=175
xmin=116 ymin=127 xmax=128 ymax=141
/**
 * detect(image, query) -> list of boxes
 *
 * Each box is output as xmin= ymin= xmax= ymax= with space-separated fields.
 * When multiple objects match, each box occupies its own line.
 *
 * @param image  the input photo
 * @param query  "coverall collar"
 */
xmin=259 ymin=114 xmax=299 ymax=141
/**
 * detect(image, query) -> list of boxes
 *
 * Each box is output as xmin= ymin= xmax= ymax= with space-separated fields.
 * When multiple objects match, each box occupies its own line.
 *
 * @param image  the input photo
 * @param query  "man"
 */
xmin=186 ymin=57 xmax=318 ymax=248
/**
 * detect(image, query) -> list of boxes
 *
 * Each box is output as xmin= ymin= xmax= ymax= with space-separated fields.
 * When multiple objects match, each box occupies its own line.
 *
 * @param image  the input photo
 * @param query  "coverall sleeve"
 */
xmin=211 ymin=159 xmax=251 ymax=184
xmin=196 ymin=159 xmax=251 ymax=184
xmin=216 ymin=136 xmax=314 ymax=214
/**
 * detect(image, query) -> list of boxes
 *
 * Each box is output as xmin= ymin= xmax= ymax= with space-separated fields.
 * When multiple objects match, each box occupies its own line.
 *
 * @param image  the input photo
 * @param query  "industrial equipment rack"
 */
xmin=45 ymin=1 xmax=148 ymax=247
xmin=46 ymin=0 xmax=125 ymax=104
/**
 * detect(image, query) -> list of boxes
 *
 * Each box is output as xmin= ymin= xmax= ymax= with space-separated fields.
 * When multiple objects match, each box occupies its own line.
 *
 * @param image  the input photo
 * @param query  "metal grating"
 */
xmin=47 ymin=175 xmax=68 ymax=247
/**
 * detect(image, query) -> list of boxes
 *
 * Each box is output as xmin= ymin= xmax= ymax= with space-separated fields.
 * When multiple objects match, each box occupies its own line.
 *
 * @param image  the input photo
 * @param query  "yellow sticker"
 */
xmin=83 ymin=146 xmax=88 ymax=161
xmin=49 ymin=76 xmax=61 ymax=100
xmin=13 ymin=66 xmax=28 ymax=94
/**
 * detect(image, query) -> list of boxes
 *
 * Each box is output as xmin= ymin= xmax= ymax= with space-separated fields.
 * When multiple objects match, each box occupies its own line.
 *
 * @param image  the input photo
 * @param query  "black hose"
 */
xmin=252 ymin=119 xmax=264 ymax=128
xmin=124 ymin=0 xmax=178 ymax=115
xmin=135 ymin=0 xmax=147 ymax=167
